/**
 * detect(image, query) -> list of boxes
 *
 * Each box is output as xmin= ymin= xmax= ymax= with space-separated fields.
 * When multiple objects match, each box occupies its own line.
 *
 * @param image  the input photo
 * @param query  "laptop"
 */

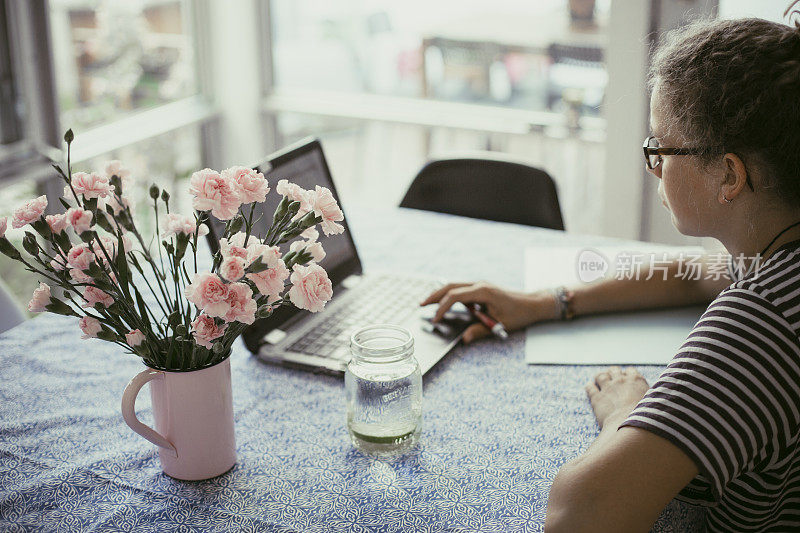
xmin=206 ymin=137 xmax=469 ymax=375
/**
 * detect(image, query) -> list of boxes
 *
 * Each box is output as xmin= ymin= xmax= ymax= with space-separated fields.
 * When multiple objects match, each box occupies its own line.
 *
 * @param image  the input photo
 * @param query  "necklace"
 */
xmin=759 ymin=219 xmax=800 ymax=259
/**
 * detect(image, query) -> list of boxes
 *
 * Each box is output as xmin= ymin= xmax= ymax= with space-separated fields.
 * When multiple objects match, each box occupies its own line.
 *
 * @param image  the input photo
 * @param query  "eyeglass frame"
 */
xmin=642 ymin=136 xmax=755 ymax=192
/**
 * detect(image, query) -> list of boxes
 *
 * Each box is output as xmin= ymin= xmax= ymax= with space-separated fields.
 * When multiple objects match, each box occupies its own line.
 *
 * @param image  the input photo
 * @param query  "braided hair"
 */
xmin=649 ymin=2 xmax=800 ymax=205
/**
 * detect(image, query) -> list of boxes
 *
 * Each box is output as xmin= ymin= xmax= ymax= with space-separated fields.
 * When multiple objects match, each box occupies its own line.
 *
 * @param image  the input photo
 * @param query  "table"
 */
xmin=0 ymin=207 xmax=706 ymax=532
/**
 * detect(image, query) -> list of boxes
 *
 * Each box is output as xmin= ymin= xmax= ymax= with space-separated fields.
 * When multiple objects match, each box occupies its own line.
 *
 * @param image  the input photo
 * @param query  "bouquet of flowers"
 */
xmin=0 ymin=130 xmax=344 ymax=371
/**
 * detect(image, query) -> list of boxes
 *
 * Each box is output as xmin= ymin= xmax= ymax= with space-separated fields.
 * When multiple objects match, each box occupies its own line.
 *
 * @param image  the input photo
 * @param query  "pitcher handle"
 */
xmin=121 ymin=369 xmax=178 ymax=457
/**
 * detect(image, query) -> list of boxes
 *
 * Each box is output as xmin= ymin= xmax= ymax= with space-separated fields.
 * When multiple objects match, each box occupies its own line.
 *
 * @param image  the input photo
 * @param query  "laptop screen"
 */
xmin=205 ymin=138 xmax=362 ymax=351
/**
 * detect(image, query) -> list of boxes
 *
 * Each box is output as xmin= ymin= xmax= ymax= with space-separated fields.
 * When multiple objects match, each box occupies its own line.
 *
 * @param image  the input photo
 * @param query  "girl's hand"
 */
xmin=420 ymin=282 xmax=558 ymax=344
xmin=585 ymin=366 xmax=649 ymax=428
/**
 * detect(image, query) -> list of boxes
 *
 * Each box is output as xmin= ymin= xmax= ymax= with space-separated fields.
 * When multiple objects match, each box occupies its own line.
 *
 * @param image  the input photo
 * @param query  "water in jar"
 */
xmin=346 ymin=369 xmax=422 ymax=454
xmin=345 ymin=324 xmax=422 ymax=455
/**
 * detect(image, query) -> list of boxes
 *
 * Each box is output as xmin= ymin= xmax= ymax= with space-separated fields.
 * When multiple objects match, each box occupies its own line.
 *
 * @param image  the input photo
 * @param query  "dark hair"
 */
xmin=649 ymin=11 xmax=800 ymax=204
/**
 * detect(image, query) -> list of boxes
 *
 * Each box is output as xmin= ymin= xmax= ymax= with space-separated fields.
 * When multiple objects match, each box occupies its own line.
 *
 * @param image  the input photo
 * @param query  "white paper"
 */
xmin=524 ymin=245 xmax=707 ymax=365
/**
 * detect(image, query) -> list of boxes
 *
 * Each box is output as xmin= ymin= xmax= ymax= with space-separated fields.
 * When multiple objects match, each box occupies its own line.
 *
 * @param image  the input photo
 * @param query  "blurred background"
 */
xmin=0 ymin=0 xmax=792 ymax=310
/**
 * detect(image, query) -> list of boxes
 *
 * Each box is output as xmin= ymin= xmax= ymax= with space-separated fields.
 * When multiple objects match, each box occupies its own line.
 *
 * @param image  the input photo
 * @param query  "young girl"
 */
xmin=423 ymin=4 xmax=800 ymax=530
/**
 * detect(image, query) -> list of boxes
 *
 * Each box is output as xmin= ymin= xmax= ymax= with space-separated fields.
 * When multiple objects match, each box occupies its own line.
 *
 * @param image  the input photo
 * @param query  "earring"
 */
xmin=723 ymin=194 xmax=732 ymax=204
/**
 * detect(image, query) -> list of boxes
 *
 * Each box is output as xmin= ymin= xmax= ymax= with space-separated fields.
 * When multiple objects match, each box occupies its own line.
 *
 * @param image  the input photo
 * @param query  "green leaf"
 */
xmin=53 ymin=231 xmax=72 ymax=252
xmin=128 ymin=252 xmax=144 ymax=275
xmin=174 ymin=233 xmax=189 ymax=260
xmin=167 ymin=310 xmax=181 ymax=327
xmin=31 ymin=219 xmax=51 ymax=240
xmin=83 ymin=197 xmax=97 ymax=213
xmin=228 ymin=215 xmax=244 ymax=234
xmin=115 ymin=232 xmax=131 ymax=298
xmin=133 ymin=287 xmax=148 ymax=314
xmin=97 ymin=329 xmax=119 ymax=342
xmin=45 ymin=298 xmax=76 ymax=316
xmin=272 ymin=195 xmax=289 ymax=225
xmin=247 ymin=257 xmax=269 ymax=273
xmin=0 ymin=238 xmax=21 ymax=260
xmin=87 ymin=262 xmax=105 ymax=279
xmin=95 ymin=213 xmax=114 ymax=233
xmin=109 ymin=175 xmax=122 ymax=194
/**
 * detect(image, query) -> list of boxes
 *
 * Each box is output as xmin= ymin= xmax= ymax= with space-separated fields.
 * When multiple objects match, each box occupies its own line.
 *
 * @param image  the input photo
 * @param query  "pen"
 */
xmin=465 ymin=303 xmax=508 ymax=340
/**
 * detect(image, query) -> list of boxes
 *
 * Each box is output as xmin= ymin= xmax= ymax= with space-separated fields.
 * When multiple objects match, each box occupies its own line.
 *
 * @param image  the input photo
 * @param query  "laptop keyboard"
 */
xmin=286 ymin=276 xmax=441 ymax=361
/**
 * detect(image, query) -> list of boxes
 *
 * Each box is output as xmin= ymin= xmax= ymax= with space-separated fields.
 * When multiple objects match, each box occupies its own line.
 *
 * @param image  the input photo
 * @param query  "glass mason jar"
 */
xmin=345 ymin=324 xmax=422 ymax=455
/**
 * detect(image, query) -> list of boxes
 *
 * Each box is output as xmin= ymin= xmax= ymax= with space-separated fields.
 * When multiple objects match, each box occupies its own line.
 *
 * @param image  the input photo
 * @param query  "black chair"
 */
xmin=400 ymin=157 xmax=565 ymax=230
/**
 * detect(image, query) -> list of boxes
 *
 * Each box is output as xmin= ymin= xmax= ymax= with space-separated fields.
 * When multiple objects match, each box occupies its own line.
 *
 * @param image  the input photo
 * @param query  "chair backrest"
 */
xmin=399 ymin=157 xmax=565 ymax=230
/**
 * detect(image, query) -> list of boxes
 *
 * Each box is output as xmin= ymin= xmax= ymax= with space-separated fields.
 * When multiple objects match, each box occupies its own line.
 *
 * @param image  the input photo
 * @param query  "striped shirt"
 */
xmin=622 ymin=240 xmax=800 ymax=532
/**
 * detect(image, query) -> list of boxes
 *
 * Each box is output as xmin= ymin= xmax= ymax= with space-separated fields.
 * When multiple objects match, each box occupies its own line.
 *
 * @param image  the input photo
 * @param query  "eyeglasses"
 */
xmin=642 ymin=136 xmax=755 ymax=191
xmin=642 ymin=136 xmax=707 ymax=170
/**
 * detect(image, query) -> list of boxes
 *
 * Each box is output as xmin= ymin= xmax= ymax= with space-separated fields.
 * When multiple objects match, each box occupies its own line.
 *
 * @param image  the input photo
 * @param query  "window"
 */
xmin=265 ymin=0 xmax=609 ymax=233
xmin=48 ymin=0 xmax=199 ymax=132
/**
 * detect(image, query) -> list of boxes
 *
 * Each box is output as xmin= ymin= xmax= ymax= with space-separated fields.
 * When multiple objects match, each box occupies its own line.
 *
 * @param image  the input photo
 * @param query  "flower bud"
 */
xmin=160 ymin=190 xmax=170 ymax=204
xmin=22 ymin=233 xmax=39 ymax=256
xmin=110 ymin=174 xmax=122 ymax=193
xmin=0 ymin=238 xmax=21 ymax=260
xmin=64 ymin=129 xmax=74 ymax=144
xmin=149 ymin=184 xmax=160 ymax=200
xmin=228 ymin=215 xmax=244 ymax=234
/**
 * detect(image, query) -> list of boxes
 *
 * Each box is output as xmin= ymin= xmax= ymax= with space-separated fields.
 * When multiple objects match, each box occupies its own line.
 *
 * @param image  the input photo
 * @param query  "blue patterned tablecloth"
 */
xmin=0 ymin=207 xmax=705 ymax=532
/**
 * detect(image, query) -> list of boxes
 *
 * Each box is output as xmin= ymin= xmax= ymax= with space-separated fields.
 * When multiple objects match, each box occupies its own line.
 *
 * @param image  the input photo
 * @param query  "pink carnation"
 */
xmin=91 ymin=235 xmax=131 ymax=264
xmin=0 ymin=216 xmax=6 ymax=238
xmin=311 ymin=186 xmax=344 ymax=236
xmin=288 ymin=263 xmax=333 ymax=313
xmin=161 ymin=213 xmax=210 ymax=238
xmin=223 ymin=282 xmax=257 ymax=324
xmin=191 ymin=314 xmax=228 ymax=349
xmin=11 ymin=195 xmax=48 ymax=229
xmin=66 ymin=208 xmax=93 ymax=234
xmin=82 ymin=286 xmax=114 ymax=308
xmin=188 ymin=168 xmax=241 ymax=220
xmin=27 ymin=282 xmax=51 ymax=313
xmin=220 ymin=256 xmax=247 ymax=282
xmin=300 ymin=227 xmax=319 ymax=241
xmin=46 ymin=213 xmax=69 ymax=234
xmin=290 ymin=239 xmax=326 ymax=262
xmin=67 ymin=244 xmax=95 ymax=271
xmin=79 ymin=316 xmax=102 ymax=339
xmin=276 ymin=179 xmax=314 ymax=217
xmin=223 ymin=166 xmax=270 ymax=204
xmin=247 ymin=261 xmax=290 ymax=298
xmin=70 ymin=172 xmax=112 ymax=199
xmin=218 ymin=232 xmax=253 ymax=264
xmin=103 ymin=160 xmax=131 ymax=184
xmin=125 ymin=329 xmax=145 ymax=347
xmin=69 ymin=268 xmax=93 ymax=284
xmin=185 ymin=272 xmax=230 ymax=319
xmin=98 ymin=195 xmax=131 ymax=216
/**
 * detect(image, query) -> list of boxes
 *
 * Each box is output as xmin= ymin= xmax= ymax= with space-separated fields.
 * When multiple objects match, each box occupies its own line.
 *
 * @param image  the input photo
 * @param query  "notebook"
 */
xmin=205 ymin=138 xmax=469 ymax=375
xmin=524 ymin=244 xmax=707 ymax=365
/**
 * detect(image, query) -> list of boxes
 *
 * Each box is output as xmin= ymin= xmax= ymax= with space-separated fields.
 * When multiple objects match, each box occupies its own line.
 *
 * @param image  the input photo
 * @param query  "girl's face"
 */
xmin=647 ymin=90 xmax=719 ymax=237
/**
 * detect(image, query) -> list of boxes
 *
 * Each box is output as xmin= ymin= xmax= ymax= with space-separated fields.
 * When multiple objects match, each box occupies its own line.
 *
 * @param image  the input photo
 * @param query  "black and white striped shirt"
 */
xmin=622 ymin=240 xmax=800 ymax=532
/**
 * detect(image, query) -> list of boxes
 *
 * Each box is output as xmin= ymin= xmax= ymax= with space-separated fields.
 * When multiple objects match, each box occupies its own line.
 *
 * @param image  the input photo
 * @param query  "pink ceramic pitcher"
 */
xmin=121 ymin=357 xmax=236 ymax=480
